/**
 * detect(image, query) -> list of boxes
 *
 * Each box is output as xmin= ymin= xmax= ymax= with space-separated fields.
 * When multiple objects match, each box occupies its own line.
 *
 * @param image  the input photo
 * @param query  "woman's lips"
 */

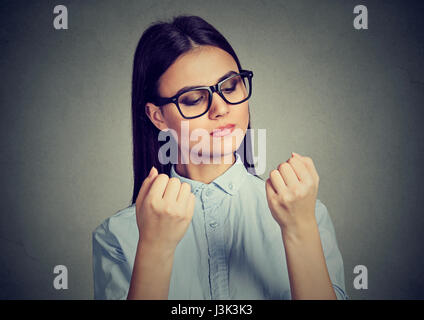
xmin=211 ymin=124 xmax=236 ymax=137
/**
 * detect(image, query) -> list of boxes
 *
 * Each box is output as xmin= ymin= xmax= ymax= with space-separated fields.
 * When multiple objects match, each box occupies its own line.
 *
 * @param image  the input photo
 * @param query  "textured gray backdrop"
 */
xmin=1 ymin=0 xmax=423 ymax=299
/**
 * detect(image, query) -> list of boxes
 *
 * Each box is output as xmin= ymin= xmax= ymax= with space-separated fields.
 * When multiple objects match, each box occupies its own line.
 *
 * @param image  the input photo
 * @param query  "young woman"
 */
xmin=92 ymin=15 xmax=348 ymax=300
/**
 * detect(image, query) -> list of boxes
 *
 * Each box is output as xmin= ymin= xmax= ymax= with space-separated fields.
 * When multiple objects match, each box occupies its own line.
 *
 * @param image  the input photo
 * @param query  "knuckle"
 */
xmin=169 ymin=177 xmax=180 ymax=184
xmin=163 ymin=204 xmax=174 ymax=216
xmin=180 ymin=211 xmax=190 ymax=220
xmin=296 ymin=185 xmax=306 ymax=198
xmin=304 ymin=179 xmax=314 ymax=189
xmin=181 ymin=182 xmax=191 ymax=191
xmin=283 ymin=192 xmax=294 ymax=203
xmin=157 ymin=173 xmax=169 ymax=181
xmin=172 ymin=211 xmax=182 ymax=219
xmin=149 ymin=199 xmax=159 ymax=212
xmin=276 ymin=194 xmax=284 ymax=204
xmin=176 ymin=207 xmax=188 ymax=220
xmin=293 ymin=187 xmax=305 ymax=198
xmin=305 ymin=157 xmax=313 ymax=164
xmin=276 ymin=165 xmax=284 ymax=174
xmin=269 ymin=196 xmax=279 ymax=208
xmin=143 ymin=195 xmax=152 ymax=205
xmin=270 ymin=169 xmax=279 ymax=178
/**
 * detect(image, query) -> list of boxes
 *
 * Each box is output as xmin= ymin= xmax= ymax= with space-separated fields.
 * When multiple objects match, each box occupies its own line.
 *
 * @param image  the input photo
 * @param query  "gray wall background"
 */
xmin=1 ymin=0 xmax=423 ymax=299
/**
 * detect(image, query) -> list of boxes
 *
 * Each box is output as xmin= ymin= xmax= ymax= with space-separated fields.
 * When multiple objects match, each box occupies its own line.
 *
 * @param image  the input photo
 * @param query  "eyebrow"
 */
xmin=173 ymin=70 xmax=238 ymax=96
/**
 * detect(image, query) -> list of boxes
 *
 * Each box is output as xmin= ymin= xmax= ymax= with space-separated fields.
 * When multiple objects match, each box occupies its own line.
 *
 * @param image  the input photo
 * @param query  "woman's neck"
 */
xmin=174 ymin=153 xmax=236 ymax=184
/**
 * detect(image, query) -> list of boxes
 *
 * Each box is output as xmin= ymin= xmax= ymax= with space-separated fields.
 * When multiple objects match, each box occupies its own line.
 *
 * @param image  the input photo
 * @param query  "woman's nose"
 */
xmin=208 ymin=92 xmax=230 ymax=119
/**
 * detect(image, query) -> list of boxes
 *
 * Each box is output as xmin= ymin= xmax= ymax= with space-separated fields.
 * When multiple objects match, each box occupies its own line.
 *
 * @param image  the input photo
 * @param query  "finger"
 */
xmin=287 ymin=153 xmax=313 ymax=185
xmin=293 ymin=152 xmax=319 ymax=184
xmin=269 ymin=169 xmax=289 ymax=195
xmin=176 ymin=182 xmax=191 ymax=203
xmin=278 ymin=162 xmax=299 ymax=188
xmin=136 ymin=167 xmax=158 ymax=206
xmin=148 ymin=173 xmax=170 ymax=200
xmin=265 ymin=178 xmax=278 ymax=198
xmin=162 ymin=177 xmax=181 ymax=202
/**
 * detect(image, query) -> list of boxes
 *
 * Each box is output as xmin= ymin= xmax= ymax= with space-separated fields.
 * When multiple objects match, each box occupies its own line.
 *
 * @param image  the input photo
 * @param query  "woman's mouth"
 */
xmin=211 ymin=124 xmax=236 ymax=137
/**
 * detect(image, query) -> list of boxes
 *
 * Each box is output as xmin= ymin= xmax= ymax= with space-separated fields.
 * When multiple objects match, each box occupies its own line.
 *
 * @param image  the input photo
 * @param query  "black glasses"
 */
xmin=152 ymin=70 xmax=253 ymax=119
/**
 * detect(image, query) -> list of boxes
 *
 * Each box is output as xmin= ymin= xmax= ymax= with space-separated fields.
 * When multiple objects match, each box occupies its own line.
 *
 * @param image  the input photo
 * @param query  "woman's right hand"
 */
xmin=135 ymin=166 xmax=196 ymax=253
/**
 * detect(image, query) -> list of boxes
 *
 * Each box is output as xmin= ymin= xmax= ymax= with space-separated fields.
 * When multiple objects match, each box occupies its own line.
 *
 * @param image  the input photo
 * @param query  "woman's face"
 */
xmin=146 ymin=45 xmax=249 ymax=163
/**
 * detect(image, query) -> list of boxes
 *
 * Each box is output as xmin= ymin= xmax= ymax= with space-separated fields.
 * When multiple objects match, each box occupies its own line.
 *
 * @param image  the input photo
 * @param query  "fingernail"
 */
xmin=291 ymin=152 xmax=294 ymax=158
xmin=148 ymin=166 xmax=154 ymax=177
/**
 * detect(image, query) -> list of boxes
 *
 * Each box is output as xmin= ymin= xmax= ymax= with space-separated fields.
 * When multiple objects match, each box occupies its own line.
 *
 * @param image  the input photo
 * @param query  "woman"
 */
xmin=92 ymin=15 xmax=348 ymax=300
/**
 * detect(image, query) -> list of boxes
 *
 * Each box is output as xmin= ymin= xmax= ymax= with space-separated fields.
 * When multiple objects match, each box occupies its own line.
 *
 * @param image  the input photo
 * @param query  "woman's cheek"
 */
xmin=239 ymin=103 xmax=250 ymax=131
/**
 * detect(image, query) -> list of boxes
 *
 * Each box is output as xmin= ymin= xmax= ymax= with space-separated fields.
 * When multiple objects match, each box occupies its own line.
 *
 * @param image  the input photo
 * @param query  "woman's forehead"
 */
xmin=158 ymin=46 xmax=239 ymax=96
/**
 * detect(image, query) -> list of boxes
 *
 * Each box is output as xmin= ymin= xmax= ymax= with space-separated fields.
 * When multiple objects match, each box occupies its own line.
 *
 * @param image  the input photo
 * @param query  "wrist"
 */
xmin=137 ymin=240 xmax=176 ymax=260
xmin=281 ymin=220 xmax=320 ymax=247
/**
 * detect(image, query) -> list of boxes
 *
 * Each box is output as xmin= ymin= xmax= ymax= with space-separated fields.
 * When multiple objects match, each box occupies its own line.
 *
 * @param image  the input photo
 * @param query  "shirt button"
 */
xmin=228 ymin=183 xmax=233 ymax=190
xmin=209 ymin=221 xmax=218 ymax=228
xmin=205 ymin=190 xmax=212 ymax=197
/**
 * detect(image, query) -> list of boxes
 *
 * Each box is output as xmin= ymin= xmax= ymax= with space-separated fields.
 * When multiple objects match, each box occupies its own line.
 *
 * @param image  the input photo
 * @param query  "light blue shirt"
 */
xmin=92 ymin=152 xmax=348 ymax=300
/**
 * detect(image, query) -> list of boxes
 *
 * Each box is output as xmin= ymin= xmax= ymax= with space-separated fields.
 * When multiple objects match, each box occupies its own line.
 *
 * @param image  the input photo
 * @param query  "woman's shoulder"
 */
xmin=241 ymin=171 xmax=266 ymax=193
xmin=92 ymin=203 xmax=137 ymax=240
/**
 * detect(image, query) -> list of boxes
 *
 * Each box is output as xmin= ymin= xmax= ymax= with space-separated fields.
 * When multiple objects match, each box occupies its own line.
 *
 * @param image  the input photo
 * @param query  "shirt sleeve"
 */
xmin=92 ymin=221 xmax=131 ymax=300
xmin=315 ymin=199 xmax=349 ymax=300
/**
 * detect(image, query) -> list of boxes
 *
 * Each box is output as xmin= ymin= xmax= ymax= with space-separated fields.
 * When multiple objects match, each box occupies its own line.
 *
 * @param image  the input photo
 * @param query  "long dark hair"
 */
xmin=131 ymin=15 xmax=258 ymax=204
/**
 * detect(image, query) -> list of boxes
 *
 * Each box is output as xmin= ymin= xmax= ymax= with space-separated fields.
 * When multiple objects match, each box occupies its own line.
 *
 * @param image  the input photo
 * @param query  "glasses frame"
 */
xmin=152 ymin=69 xmax=254 ymax=119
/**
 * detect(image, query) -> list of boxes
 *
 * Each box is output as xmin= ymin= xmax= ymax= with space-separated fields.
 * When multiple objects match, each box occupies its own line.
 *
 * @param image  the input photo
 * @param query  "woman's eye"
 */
xmin=222 ymin=78 xmax=239 ymax=93
xmin=223 ymin=86 xmax=236 ymax=93
xmin=182 ymin=96 xmax=204 ymax=106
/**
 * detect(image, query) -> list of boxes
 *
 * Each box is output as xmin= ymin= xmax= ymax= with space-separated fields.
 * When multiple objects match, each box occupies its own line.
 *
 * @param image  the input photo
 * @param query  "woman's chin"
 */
xmin=189 ymin=148 xmax=236 ymax=165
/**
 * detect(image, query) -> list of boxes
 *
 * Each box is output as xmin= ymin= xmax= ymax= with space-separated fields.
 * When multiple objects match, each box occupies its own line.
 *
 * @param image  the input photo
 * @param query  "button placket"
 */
xmin=204 ymin=204 xmax=229 ymax=299
xmin=204 ymin=188 xmax=217 ymax=230
xmin=201 ymin=187 xmax=217 ymax=210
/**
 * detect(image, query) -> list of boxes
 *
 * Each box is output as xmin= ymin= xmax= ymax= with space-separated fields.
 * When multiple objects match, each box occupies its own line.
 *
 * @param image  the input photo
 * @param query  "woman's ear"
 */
xmin=145 ymin=102 xmax=169 ymax=131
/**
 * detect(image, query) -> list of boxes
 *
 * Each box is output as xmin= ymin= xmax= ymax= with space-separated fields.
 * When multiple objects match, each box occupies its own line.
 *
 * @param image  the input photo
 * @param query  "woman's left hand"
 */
xmin=265 ymin=152 xmax=320 ymax=238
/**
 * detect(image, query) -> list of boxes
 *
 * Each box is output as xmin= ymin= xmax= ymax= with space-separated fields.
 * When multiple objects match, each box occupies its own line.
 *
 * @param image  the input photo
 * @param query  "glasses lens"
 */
xmin=178 ymin=89 xmax=210 ymax=118
xmin=221 ymin=74 xmax=251 ymax=104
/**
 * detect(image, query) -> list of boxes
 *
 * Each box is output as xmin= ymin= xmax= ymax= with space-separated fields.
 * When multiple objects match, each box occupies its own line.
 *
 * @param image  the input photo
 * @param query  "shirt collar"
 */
xmin=170 ymin=152 xmax=247 ymax=196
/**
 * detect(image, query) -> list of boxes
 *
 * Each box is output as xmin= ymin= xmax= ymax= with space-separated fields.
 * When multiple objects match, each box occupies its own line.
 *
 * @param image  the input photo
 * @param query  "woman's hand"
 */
xmin=265 ymin=153 xmax=338 ymax=299
xmin=135 ymin=167 xmax=196 ymax=253
xmin=265 ymin=152 xmax=320 ymax=240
